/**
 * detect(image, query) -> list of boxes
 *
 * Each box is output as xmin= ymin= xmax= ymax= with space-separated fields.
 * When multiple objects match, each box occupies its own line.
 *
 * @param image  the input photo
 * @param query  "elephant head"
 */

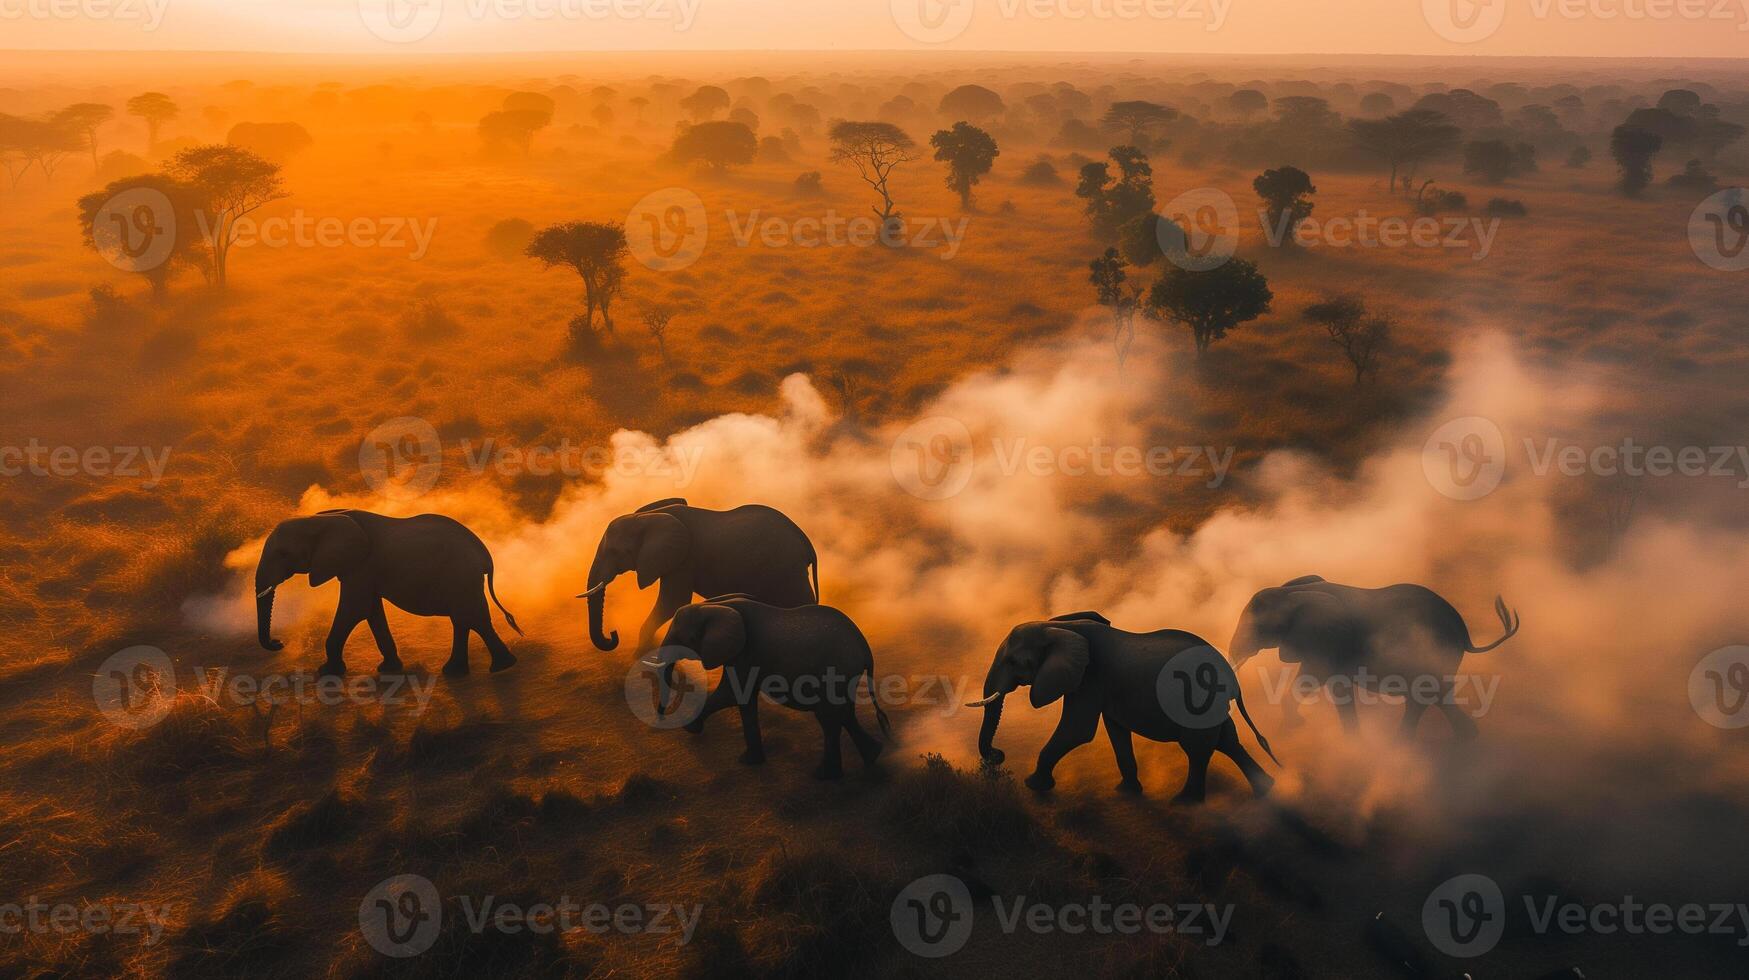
xmin=254 ymin=511 xmax=370 ymax=652
xmin=641 ymin=601 xmax=745 ymax=670
xmin=578 ymin=511 xmax=692 ymax=651
xmin=1228 ymin=582 xmax=1352 ymax=670
xmin=965 ymin=622 xmax=1089 ymax=764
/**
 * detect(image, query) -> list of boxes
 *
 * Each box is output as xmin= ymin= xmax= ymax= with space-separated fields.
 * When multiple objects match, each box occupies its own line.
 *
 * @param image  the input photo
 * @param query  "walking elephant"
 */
xmin=642 ymin=596 xmax=890 ymax=779
xmin=968 ymin=612 xmax=1277 ymax=803
xmin=1228 ymin=575 xmax=1520 ymax=738
xmin=254 ymin=509 xmax=521 ymax=676
xmin=578 ymin=498 xmax=818 ymax=655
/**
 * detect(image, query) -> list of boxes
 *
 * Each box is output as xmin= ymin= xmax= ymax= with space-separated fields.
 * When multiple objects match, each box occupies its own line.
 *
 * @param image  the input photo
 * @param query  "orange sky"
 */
xmin=1 ymin=0 xmax=1746 ymax=57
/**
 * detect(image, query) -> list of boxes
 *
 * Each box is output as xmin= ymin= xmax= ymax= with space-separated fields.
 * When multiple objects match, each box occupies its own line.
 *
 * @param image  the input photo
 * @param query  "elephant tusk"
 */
xmin=256 ymin=587 xmax=276 ymax=599
xmin=964 ymin=692 xmax=1003 ymax=707
xmin=640 ymin=655 xmax=667 ymax=668
xmin=576 ymin=582 xmax=607 ymax=599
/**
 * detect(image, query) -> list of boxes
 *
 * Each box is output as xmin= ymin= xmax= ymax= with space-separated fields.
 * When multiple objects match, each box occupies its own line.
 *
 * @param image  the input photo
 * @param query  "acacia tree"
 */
xmin=0 ymin=114 xmax=30 ymax=188
xmin=938 ymin=85 xmax=1005 ymax=124
xmin=76 ymin=174 xmax=207 ymax=300
xmin=526 ymin=221 xmax=629 ymax=338
xmin=17 ymin=116 xmax=81 ymax=182
xmin=678 ymin=85 xmax=730 ymax=123
xmin=164 ymin=144 xmax=287 ymax=289
xmin=54 ymin=103 xmax=113 ymax=165
xmin=1252 ymin=166 xmax=1316 ymax=245
xmin=1101 ymin=100 xmax=1177 ymax=148
xmin=1227 ymin=89 xmax=1267 ymax=120
xmin=1463 ymin=139 xmax=1517 ymax=183
xmin=929 ymin=121 xmax=999 ymax=210
xmin=827 ymin=121 xmax=917 ymax=232
xmin=641 ymin=303 xmax=676 ymax=364
xmin=1303 ymin=294 xmax=1391 ymax=384
xmin=1349 ymin=109 xmax=1460 ymax=195
xmin=671 ymin=121 xmax=757 ymax=172
xmin=126 ymin=92 xmax=178 ymax=152
xmin=1075 ymin=145 xmax=1154 ymax=244
xmin=1609 ymin=125 xmax=1663 ymax=197
xmin=1145 ymin=258 xmax=1273 ymax=356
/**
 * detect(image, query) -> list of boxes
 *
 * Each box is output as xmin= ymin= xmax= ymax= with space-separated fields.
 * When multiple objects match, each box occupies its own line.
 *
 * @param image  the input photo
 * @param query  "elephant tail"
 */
xmin=1234 ymin=686 xmax=1279 ymax=767
xmin=863 ymin=664 xmax=892 ymax=739
xmin=1465 ymin=595 xmax=1519 ymax=653
xmin=487 ymin=566 xmax=523 ymax=637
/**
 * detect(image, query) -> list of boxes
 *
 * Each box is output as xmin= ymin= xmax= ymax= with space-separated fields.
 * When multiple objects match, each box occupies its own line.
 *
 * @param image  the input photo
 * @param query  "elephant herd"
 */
xmin=252 ymin=499 xmax=1520 ymax=800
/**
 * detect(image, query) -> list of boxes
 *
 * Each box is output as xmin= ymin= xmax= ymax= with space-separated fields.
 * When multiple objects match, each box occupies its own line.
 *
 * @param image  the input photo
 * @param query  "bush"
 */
xmin=882 ymin=753 xmax=1036 ymax=852
xmin=565 ymin=314 xmax=603 ymax=358
xmin=794 ymin=170 xmax=823 ymax=195
xmin=1483 ymin=197 xmax=1527 ymax=217
xmin=484 ymin=218 xmax=535 ymax=258
xmin=1018 ymin=155 xmax=1062 ymax=185
xmin=1416 ymin=188 xmax=1468 ymax=215
xmin=399 ymin=295 xmax=460 ymax=340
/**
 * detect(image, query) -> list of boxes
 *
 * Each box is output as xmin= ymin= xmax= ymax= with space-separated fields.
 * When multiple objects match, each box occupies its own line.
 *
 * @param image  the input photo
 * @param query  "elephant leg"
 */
xmin=1279 ymin=665 xmax=1305 ymax=729
xmin=1217 ymin=718 xmax=1274 ymax=798
xmin=320 ymin=588 xmax=371 ymax=676
xmin=1438 ymin=677 xmax=1480 ymax=740
xmin=1174 ymin=726 xmax=1220 ymax=805
xmin=645 ymin=579 xmax=693 ymax=715
xmin=735 ymin=697 xmax=765 ymax=765
xmin=364 ymin=599 xmax=403 ymax=673
xmin=813 ymin=713 xmax=844 ymax=780
xmin=470 ymin=599 xmax=516 ymax=673
xmin=843 ymin=707 xmax=883 ymax=766
xmin=1399 ymin=688 xmax=1432 ymax=740
xmin=681 ymin=675 xmax=741 ymax=737
xmin=443 ymin=617 xmax=471 ymax=676
xmin=1026 ymin=698 xmax=1099 ymax=793
xmin=1330 ymin=676 xmax=1360 ymax=733
xmin=1104 ymin=718 xmax=1142 ymax=794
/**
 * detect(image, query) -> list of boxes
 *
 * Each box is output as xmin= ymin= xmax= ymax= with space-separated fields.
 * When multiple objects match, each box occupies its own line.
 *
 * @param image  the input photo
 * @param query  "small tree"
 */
xmin=54 ymin=103 xmax=113 ymax=165
xmin=1303 ymin=294 xmax=1391 ymax=384
xmin=1349 ymin=109 xmax=1460 ymax=195
xmin=827 ymin=121 xmax=917 ymax=232
xmin=1609 ymin=125 xmax=1663 ymax=197
xmin=1075 ymin=145 xmax=1154 ymax=243
xmin=1090 ymin=247 xmax=1142 ymax=367
xmin=1566 ymin=146 xmax=1592 ymax=169
xmin=526 ymin=221 xmax=629 ymax=336
xmin=938 ymin=85 xmax=1006 ymax=124
xmin=679 ymin=85 xmax=730 ymax=123
xmin=126 ymin=92 xmax=178 ymax=151
xmin=77 ymin=174 xmax=207 ymax=300
xmin=641 ymin=303 xmax=676 ymax=364
xmin=479 ymin=108 xmax=552 ymax=159
xmin=929 ymin=121 xmax=999 ymax=210
xmin=19 ymin=116 xmax=80 ymax=181
xmin=591 ymin=103 xmax=616 ymax=129
xmin=163 ymin=144 xmax=287 ymax=289
xmin=1101 ymin=101 xmax=1178 ymax=148
xmin=671 ymin=120 xmax=757 ymax=172
xmin=1228 ymin=89 xmax=1268 ymax=120
xmin=1145 ymin=258 xmax=1273 ymax=356
xmin=1252 ymin=166 xmax=1316 ymax=245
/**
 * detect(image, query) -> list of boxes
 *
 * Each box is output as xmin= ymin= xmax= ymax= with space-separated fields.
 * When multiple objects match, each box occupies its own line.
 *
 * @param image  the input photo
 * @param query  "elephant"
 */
xmin=1227 ymin=575 xmax=1520 ymax=738
xmin=968 ymin=612 xmax=1278 ymax=803
xmin=254 ymin=509 xmax=522 ymax=677
xmin=641 ymin=596 xmax=890 ymax=779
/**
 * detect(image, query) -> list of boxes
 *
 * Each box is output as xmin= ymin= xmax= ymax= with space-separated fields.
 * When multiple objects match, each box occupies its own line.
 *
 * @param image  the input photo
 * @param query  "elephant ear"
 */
xmin=635 ymin=513 xmax=692 ymax=589
xmin=1031 ymin=626 xmax=1090 ymax=708
xmin=308 ymin=513 xmax=369 ymax=587
xmin=1283 ymin=590 xmax=1358 ymax=655
xmin=1049 ymin=610 xmax=1111 ymax=625
xmin=1281 ymin=574 xmax=1325 ymax=587
xmin=694 ymin=604 xmax=747 ymax=670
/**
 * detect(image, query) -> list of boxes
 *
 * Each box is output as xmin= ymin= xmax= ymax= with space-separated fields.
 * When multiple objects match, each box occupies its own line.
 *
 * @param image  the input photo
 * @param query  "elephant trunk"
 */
xmin=1228 ymin=606 xmax=1262 ymax=669
xmin=972 ymin=663 xmax=1016 ymax=763
xmin=254 ymin=559 xmax=288 ymax=652
xmin=584 ymin=550 xmax=619 ymax=651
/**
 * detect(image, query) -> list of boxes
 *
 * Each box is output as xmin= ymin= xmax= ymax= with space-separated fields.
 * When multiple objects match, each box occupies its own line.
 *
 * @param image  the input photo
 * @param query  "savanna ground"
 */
xmin=2 ymin=51 xmax=1747 ymax=977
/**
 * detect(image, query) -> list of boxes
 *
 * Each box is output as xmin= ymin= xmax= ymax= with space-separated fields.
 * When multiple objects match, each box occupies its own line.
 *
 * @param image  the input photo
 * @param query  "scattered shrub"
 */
xmin=485 ymin=218 xmax=536 ymax=258
xmin=794 ymin=170 xmax=823 ymax=195
xmin=1018 ymin=155 xmax=1061 ymax=185
xmin=1483 ymin=197 xmax=1528 ymax=217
